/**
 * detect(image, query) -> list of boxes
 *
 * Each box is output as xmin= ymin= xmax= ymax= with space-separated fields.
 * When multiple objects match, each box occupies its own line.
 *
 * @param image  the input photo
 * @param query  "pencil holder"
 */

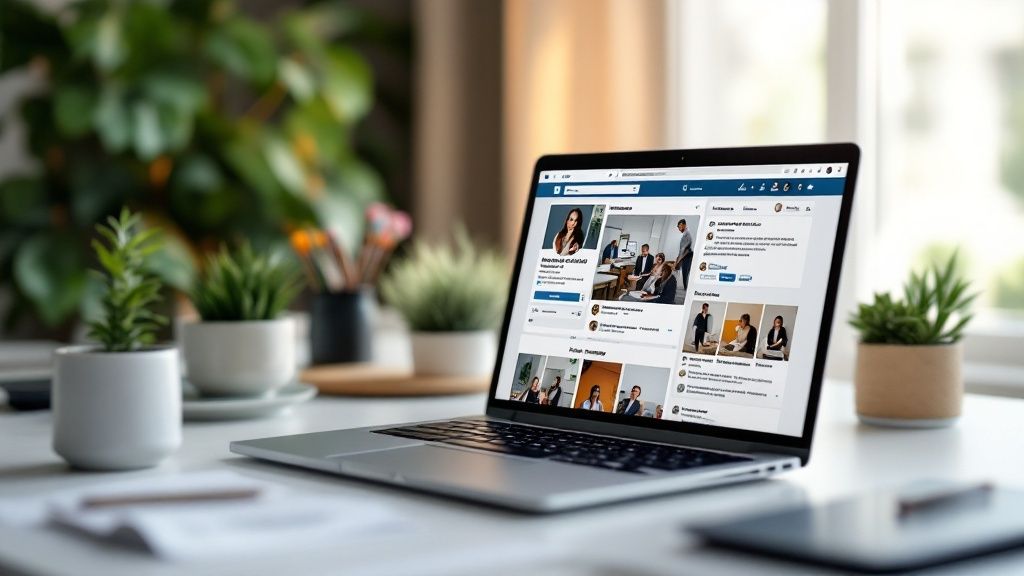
xmin=310 ymin=290 xmax=376 ymax=364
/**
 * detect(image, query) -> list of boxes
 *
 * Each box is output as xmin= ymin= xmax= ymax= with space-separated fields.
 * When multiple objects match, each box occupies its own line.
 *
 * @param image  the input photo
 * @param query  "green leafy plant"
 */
xmin=87 ymin=208 xmax=167 ymax=352
xmin=380 ymin=230 xmax=507 ymax=332
xmin=191 ymin=244 xmax=303 ymax=322
xmin=0 ymin=0 xmax=402 ymax=334
xmin=849 ymin=253 xmax=977 ymax=345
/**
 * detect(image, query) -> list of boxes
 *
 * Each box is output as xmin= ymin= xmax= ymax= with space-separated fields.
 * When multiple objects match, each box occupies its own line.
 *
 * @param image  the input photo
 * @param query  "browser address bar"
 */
xmin=562 ymin=184 xmax=640 ymax=196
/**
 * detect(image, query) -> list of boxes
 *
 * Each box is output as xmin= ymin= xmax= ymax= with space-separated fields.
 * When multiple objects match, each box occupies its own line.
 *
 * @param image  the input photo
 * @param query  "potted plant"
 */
xmin=183 ymin=244 xmax=303 ymax=396
xmin=381 ymin=230 xmax=506 ymax=377
xmin=849 ymin=253 xmax=976 ymax=428
xmin=52 ymin=209 xmax=180 ymax=470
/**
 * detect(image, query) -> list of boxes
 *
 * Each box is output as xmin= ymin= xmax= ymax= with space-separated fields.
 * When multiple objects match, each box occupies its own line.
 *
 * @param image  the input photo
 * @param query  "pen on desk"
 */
xmin=897 ymin=482 xmax=993 ymax=517
xmin=80 ymin=487 xmax=262 ymax=510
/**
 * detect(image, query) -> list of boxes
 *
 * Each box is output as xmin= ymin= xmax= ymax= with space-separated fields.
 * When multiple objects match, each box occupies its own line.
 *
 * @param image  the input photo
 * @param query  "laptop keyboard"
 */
xmin=374 ymin=420 xmax=750 ymax=474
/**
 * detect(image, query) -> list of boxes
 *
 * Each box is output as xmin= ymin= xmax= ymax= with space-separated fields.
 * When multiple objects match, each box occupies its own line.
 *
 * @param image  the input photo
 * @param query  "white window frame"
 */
xmin=667 ymin=0 xmax=1024 ymax=393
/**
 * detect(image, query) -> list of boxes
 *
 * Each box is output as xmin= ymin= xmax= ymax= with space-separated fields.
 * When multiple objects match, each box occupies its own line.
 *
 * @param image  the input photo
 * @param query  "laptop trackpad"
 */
xmin=332 ymin=444 xmax=623 ymax=494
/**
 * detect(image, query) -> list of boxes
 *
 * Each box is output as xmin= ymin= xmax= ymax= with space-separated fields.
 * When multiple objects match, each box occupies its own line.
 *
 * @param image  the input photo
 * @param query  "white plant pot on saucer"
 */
xmin=411 ymin=331 xmax=497 ymax=377
xmin=182 ymin=317 xmax=296 ymax=396
xmin=52 ymin=346 xmax=182 ymax=470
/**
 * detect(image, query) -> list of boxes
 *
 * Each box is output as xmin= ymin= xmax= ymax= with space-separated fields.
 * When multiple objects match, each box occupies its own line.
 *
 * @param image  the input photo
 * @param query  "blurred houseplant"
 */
xmin=849 ymin=253 xmax=976 ymax=428
xmin=184 ymin=244 xmax=303 ymax=396
xmin=381 ymin=230 xmax=507 ymax=377
xmin=0 ymin=0 xmax=386 ymax=336
xmin=52 ymin=208 xmax=181 ymax=470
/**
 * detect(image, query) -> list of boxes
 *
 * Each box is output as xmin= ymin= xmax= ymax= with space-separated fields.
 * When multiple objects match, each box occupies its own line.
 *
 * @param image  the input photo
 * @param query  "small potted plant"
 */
xmin=52 ymin=208 xmax=180 ymax=470
xmin=849 ymin=253 xmax=975 ymax=428
xmin=381 ymin=230 xmax=506 ymax=377
xmin=183 ymin=244 xmax=303 ymax=396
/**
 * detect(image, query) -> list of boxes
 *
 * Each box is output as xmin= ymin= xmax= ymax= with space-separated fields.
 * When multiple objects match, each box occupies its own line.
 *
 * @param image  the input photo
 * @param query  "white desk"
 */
xmin=2 ymin=383 xmax=1024 ymax=575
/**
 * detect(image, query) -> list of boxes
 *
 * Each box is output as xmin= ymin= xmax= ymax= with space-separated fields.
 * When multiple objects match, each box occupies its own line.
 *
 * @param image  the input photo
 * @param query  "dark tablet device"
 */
xmin=691 ymin=484 xmax=1024 ymax=573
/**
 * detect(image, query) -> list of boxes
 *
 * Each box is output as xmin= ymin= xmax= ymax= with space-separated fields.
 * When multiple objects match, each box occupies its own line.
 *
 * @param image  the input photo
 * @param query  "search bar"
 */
xmin=563 ymin=184 xmax=640 ymax=196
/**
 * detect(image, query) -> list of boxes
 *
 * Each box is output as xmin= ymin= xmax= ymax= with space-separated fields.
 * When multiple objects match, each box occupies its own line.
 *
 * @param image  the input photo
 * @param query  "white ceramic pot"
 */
xmin=52 ymin=346 xmax=181 ymax=470
xmin=411 ymin=331 xmax=497 ymax=377
xmin=182 ymin=318 xmax=296 ymax=396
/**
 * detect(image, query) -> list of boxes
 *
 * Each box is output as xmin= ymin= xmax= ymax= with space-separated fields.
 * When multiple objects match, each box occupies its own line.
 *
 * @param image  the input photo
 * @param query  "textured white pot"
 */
xmin=411 ymin=331 xmax=497 ymax=377
xmin=52 ymin=346 xmax=181 ymax=470
xmin=182 ymin=318 xmax=295 ymax=396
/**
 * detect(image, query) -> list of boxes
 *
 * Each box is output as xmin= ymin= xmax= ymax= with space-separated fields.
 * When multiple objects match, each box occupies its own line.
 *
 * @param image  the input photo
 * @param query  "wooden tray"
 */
xmin=301 ymin=363 xmax=490 ymax=397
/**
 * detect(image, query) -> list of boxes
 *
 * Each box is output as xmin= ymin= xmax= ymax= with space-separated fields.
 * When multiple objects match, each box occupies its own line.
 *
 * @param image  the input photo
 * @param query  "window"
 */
xmin=671 ymin=0 xmax=1024 ymax=384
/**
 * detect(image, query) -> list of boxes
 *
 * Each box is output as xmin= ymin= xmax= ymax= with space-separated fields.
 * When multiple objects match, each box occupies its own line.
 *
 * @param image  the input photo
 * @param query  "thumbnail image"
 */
xmin=591 ymin=214 xmax=701 ymax=304
xmin=615 ymin=364 xmax=671 ymax=417
xmin=717 ymin=302 xmax=766 ymax=359
xmin=756 ymin=304 xmax=799 ymax=361
xmin=510 ymin=353 xmax=582 ymax=407
xmin=574 ymin=360 xmax=623 ymax=413
xmin=539 ymin=356 xmax=581 ymax=408
xmin=509 ymin=353 xmax=544 ymax=402
xmin=682 ymin=300 xmax=728 ymax=355
xmin=543 ymin=204 xmax=603 ymax=257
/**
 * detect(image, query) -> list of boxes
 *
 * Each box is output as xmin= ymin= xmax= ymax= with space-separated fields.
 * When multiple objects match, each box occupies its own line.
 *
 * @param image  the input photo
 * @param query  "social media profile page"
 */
xmin=494 ymin=165 xmax=848 ymax=436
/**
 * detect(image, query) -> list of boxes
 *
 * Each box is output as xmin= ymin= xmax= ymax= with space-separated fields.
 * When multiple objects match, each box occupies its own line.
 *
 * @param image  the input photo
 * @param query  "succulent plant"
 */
xmin=849 ymin=253 xmax=976 ymax=345
xmin=191 ymin=244 xmax=303 ymax=322
xmin=87 ymin=208 xmax=167 ymax=352
xmin=380 ymin=229 xmax=506 ymax=332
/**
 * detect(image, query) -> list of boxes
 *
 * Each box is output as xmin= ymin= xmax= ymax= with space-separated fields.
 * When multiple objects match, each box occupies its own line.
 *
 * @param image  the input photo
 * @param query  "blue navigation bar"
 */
xmin=533 ymin=290 xmax=582 ymax=302
xmin=537 ymin=177 xmax=845 ymax=198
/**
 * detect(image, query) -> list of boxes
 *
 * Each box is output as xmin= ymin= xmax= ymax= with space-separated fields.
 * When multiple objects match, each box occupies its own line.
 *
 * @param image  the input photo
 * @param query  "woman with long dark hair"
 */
xmin=579 ymin=385 xmax=603 ymax=411
xmin=553 ymin=208 xmax=584 ymax=256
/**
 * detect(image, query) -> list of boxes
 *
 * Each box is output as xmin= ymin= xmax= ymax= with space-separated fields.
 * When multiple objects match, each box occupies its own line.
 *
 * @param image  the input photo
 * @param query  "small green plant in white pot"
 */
xmin=381 ymin=231 xmax=506 ymax=377
xmin=849 ymin=253 xmax=975 ymax=428
xmin=52 ymin=209 xmax=180 ymax=470
xmin=183 ymin=245 xmax=303 ymax=396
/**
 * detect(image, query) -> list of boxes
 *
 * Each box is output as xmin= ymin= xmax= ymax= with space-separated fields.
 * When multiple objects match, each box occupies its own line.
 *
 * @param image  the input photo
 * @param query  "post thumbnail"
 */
xmin=574 ymin=360 xmax=623 ymax=413
xmin=591 ymin=213 xmax=701 ymax=305
xmin=717 ymin=302 xmax=766 ymax=359
xmin=509 ymin=352 xmax=582 ymax=407
xmin=755 ymin=304 xmax=798 ymax=361
xmin=543 ymin=204 xmax=604 ymax=257
xmin=614 ymin=364 xmax=670 ymax=418
xmin=682 ymin=300 xmax=728 ymax=355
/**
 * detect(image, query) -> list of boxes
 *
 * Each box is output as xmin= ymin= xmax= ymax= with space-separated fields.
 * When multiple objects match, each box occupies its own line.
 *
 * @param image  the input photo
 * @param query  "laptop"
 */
xmin=231 ymin=144 xmax=860 ymax=513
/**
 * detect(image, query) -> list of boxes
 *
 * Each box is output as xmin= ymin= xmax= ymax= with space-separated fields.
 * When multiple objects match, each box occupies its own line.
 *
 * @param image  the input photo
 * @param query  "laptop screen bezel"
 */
xmin=485 ymin=144 xmax=859 ymax=459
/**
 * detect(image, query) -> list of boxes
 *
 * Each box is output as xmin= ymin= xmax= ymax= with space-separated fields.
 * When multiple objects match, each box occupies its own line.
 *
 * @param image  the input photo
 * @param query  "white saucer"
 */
xmin=182 ymin=382 xmax=318 ymax=421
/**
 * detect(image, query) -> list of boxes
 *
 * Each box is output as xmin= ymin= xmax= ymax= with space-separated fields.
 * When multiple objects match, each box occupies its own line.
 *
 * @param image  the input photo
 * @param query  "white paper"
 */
xmin=0 ymin=470 xmax=402 ymax=561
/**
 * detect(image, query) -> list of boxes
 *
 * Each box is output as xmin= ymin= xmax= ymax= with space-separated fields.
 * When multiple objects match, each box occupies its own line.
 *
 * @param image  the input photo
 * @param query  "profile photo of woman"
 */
xmin=553 ymin=207 xmax=584 ymax=256
xmin=579 ymin=385 xmax=604 ymax=411
xmin=699 ymin=261 xmax=707 ymax=271
xmin=725 ymin=313 xmax=757 ymax=355
xmin=765 ymin=315 xmax=789 ymax=357
xmin=706 ymin=231 xmax=714 ymax=241
xmin=588 ymin=320 xmax=598 ymax=331
xmin=518 ymin=376 xmax=542 ymax=404
xmin=774 ymin=202 xmax=783 ymax=213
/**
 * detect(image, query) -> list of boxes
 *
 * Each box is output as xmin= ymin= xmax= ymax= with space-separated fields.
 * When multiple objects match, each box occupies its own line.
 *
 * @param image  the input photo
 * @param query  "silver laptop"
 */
xmin=232 ymin=144 xmax=860 ymax=513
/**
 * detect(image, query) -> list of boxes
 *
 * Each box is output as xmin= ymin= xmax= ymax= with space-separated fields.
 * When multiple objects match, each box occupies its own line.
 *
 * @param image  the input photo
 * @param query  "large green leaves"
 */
xmin=203 ymin=18 xmax=276 ymax=86
xmin=13 ymin=233 xmax=88 ymax=327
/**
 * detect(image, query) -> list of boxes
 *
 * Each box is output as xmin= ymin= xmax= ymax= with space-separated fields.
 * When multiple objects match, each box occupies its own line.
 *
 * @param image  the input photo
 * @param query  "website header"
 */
xmin=539 ymin=163 xmax=849 ymax=183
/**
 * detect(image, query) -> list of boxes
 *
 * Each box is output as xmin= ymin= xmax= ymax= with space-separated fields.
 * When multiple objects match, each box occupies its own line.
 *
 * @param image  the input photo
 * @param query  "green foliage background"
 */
xmin=0 ymin=0 xmax=394 ymax=334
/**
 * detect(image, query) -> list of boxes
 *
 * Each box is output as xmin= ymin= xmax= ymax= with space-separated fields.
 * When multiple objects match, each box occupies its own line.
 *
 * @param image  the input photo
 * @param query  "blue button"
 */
xmin=534 ymin=291 xmax=582 ymax=302
xmin=718 ymin=273 xmax=736 ymax=282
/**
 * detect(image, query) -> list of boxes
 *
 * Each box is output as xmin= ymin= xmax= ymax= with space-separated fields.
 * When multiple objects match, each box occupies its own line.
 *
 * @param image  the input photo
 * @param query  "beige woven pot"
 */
xmin=854 ymin=342 xmax=962 ymax=428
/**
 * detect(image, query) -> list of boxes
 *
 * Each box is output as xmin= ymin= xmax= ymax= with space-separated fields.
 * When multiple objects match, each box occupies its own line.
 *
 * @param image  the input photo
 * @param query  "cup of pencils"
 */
xmin=292 ymin=203 xmax=413 ymax=365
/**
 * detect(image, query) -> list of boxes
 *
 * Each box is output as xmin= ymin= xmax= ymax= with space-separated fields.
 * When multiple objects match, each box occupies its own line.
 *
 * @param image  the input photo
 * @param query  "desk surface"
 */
xmin=2 ymin=383 xmax=1024 ymax=576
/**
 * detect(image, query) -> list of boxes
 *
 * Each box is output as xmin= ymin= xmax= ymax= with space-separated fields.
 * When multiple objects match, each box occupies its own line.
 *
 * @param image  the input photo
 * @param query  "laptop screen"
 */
xmin=492 ymin=161 xmax=850 ymax=437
